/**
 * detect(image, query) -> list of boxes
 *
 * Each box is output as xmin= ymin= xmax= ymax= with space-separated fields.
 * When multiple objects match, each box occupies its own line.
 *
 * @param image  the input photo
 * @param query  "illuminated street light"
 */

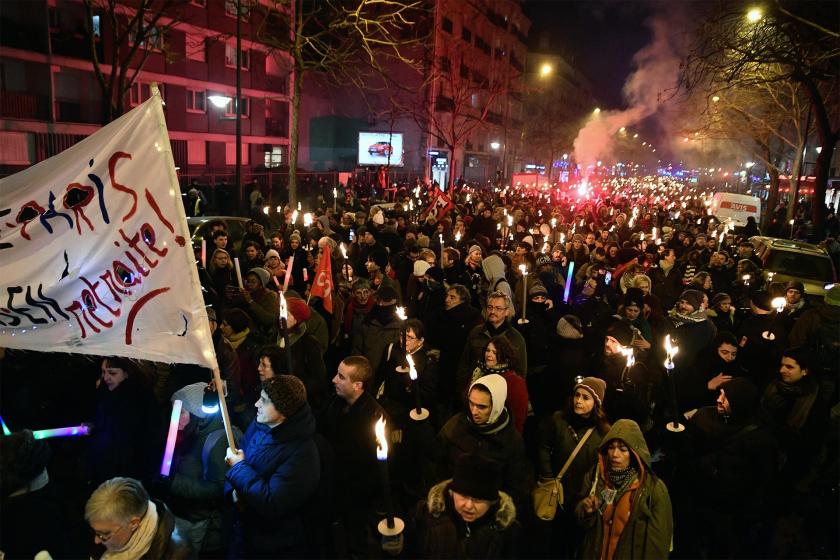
xmin=208 ymin=95 xmax=232 ymax=108
xmin=490 ymin=141 xmax=501 ymax=150
xmin=712 ymin=95 xmax=720 ymax=102
xmin=593 ymin=107 xmax=601 ymax=115
xmin=746 ymin=7 xmax=763 ymax=22
xmin=562 ymin=153 xmax=568 ymax=159
xmin=540 ymin=63 xmax=552 ymax=77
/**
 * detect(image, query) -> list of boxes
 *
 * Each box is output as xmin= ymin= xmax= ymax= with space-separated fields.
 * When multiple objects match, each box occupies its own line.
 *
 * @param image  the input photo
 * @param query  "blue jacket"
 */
xmin=225 ymin=403 xmax=320 ymax=555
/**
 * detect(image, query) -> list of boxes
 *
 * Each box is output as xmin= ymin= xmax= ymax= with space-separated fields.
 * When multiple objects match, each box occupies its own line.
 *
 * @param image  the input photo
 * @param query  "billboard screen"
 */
xmin=358 ymin=132 xmax=404 ymax=167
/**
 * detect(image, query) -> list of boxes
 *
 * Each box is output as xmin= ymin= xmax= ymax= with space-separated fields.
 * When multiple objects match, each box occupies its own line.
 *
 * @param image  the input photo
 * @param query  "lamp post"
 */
xmin=235 ymin=0 xmax=242 ymax=202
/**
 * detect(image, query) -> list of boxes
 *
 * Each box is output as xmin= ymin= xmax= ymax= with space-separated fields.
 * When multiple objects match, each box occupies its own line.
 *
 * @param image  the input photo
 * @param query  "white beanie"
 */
xmin=171 ymin=383 xmax=209 ymax=418
xmin=413 ymin=260 xmax=432 ymax=277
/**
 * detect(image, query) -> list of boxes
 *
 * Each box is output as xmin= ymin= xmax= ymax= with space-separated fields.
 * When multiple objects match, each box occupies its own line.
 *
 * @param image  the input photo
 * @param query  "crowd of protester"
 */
xmin=2 ymin=176 xmax=839 ymax=559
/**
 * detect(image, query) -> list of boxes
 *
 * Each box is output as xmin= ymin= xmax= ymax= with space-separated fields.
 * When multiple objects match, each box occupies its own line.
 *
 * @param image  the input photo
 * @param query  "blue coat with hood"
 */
xmin=225 ymin=403 xmax=320 ymax=555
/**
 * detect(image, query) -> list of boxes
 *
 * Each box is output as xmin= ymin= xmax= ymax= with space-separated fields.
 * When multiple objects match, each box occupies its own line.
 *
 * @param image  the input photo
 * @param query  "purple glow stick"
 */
xmin=563 ymin=261 xmax=575 ymax=303
xmin=160 ymin=400 xmax=183 ymax=476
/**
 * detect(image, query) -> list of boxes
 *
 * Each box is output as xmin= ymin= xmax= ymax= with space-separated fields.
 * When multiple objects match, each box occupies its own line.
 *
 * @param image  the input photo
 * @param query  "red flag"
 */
xmin=421 ymin=187 xmax=454 ymax=222
xmin=310 ymin=248 xmax=334 ymax=313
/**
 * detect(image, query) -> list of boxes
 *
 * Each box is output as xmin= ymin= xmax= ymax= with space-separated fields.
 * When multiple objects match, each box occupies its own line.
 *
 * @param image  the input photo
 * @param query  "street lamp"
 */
xmin=490 ymin=141 xmax=501 ymax=150
xmin=746 ymin=7 xmax=763 ymax=22
xmin=540 ymin=63 xmax=552 ymax=77
xmin=208 ymin=95 xmax=232 ymax=108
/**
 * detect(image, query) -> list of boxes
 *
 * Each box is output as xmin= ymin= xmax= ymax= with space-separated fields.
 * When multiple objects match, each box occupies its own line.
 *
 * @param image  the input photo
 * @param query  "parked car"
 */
xmin=187 ymin=216 xmax=251 ymax=256
xmin=750 ymin=236 xmax=837 ymax=303
xmin=368 ymin=142 xmax=393 ymax=156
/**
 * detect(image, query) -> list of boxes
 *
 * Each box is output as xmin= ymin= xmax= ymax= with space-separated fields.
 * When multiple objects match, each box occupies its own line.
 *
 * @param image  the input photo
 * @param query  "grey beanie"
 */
xmin=172 ymin=382 xmax=209 ymax=419
xmin=557 ymin=315 xmax=584 ymax=339
xmin=248 ymin=267 xmax=270 ymax=287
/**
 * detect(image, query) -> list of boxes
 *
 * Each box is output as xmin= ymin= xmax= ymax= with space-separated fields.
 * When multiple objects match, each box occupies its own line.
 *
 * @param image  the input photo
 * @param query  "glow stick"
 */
xmin=32 ymin=425 xmax=91 ymax=440
xmin=1 ymin=416 xmax=11 ymax=436
xmin=283 ymin=255 xmax=295 ymax=291
xmin=563 ymin=261 xmax=575 ymax=303
xmin=160 ymin=400 xmax=183 ymax=476
xmin=201 ymin=239 xmax=206 ymax=268
xmin=234 ymin=257 xmax=244 ymax=288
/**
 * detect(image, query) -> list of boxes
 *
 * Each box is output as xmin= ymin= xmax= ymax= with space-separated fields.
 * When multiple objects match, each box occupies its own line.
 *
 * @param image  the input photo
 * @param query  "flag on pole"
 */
xmin=309 ymin=248 xmax=334 ymax=313
xmin=421 ymin=187 xmax=454 ymax=222
xmin=0 ymin=91 xmax=218 ymax=370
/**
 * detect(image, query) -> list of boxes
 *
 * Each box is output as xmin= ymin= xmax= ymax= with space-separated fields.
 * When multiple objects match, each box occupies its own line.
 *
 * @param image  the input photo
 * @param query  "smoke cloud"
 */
xmin=572 ymin=8 xmax=689 ymax=170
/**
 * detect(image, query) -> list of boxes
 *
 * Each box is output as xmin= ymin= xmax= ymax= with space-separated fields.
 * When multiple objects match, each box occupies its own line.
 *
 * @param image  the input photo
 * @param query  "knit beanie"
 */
xmin=448 ymin=454 xmax=502 ymax=501
xmin=750 ymin=290 xmax=773 ymax=312
xmin=263 ymin=375 xmax=307 ymax=417
xmin=536 ymin=254 xmax=552 ymax=267
xmin=679 ymin=289 xmax=705 ymax=311
xmin=824 ymin=285 xmax=840 ymax=307
xmin=783 ymin=280 xmax=804 ymax=294
xmin=469 ymin=245 xmax=483 ymax=257
xmin=414 ymin=260 xmax=432 ymax=277
xmin=289 ymin=232 xmax=301 ymax=244
xmin=247 ymin=267 xmax=270 ymax=288
xmin=172 ymin=382 xmax=210 ymax=419
xmin=265 ymin=249 xmax=280 ymax=260
xmin=720 ymin=377 xmax=758 ymax=420
xmin=529 ymin=282 xmax=548 ymax=297
xmin=556 ymin=315 xmax=584 ymax=339
xmin=574 ymin=376 xmax=607 ymax=407
xmin=286 ymin=297 xmax=311 ymax=323
xmin=606 ymin=318 xmax=634 ymax=347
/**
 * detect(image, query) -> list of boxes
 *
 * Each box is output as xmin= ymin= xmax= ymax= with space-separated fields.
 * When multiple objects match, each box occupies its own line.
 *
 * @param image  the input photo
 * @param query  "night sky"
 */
xmin=523 ymin=0 xmax=655 ymax=109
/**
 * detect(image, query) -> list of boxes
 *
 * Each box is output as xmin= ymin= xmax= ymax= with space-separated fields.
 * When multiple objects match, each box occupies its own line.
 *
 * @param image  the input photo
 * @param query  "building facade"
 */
xmin=0 ymin=0 xmax=291 ymax=189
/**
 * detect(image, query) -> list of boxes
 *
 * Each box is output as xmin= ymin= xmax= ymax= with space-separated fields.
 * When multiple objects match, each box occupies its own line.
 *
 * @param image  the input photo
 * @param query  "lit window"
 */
xmin=224 ymin=97 xmax=250 ymax=118
xmin=264 ymin=146 xmax=283 ymax=168
xmin=186 ymin=89 xmax=206 ymax=113
xmin=225 ymin=44 xmax=250 ymax=70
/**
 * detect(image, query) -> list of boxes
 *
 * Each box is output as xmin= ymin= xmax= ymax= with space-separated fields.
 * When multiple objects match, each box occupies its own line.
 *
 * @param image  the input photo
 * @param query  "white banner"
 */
xmin=0 ymin=93 xmax=218 ymax=370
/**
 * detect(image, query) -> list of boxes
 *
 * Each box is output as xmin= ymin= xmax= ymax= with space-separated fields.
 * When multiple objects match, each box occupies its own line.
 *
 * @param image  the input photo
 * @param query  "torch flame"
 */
xmin=455 ymin=231 xmax=462 ymax=242
xmin=622 ymin=347 xmax=635 ymax=369
xmin=303 ymin=212 xmax=313 ymax=227
xmin=519 ymin=263 xmax=528 ymax=275
xmin=291 ymin=210 xmax=299 ymax=224
xmin=395 ymin=306 xmax=407 ymax=321
xmin=772 ymin=297 xmax=786 ymax=312
xmin=664 ymin=334 xmax=679 ymax=366
xmin=340 ymin=243 xmax=348 ymax=259
xmin=279 ymin=291 xmax=288 ymax=320
xmin=407 ymin=354 xmax=417 ymax=380
xmin=375 ymin=416 xmax=388 ymax=460
xmin=507 ymin=215 xmax=513 ymax=227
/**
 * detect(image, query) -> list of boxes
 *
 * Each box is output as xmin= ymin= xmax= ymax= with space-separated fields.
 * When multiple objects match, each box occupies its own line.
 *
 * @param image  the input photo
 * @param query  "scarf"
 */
xmin=227 ymin=328 xmax=249 ymax=350
xmin=668 ymin=306 xmax=707 ymax=328
xmin=471 ymin=407 xmax=511 ymax=436
xmin=102 ymin=500 xmax=158 ymax=560
xmin=606 ymin=465 xmax=639 ymax=494
xmin=762 ymin=378 xmax=818 ymax=430
xmin=470 ymin=361 xmax=510 ymax=384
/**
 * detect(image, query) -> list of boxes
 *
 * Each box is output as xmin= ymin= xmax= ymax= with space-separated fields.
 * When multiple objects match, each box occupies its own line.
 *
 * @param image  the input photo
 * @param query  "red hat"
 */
xmin=286 ymin=297 xmax=311 ymax=323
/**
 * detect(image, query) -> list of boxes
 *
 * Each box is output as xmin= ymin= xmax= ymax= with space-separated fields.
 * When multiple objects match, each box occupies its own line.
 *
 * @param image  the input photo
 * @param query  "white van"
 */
xmin=709 ymin=192 xmax=762 ymax=227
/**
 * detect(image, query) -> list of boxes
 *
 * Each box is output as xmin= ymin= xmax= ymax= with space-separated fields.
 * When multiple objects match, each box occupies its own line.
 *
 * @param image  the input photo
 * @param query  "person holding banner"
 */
xmin=224 ymin=375 xmax=321 ymax=558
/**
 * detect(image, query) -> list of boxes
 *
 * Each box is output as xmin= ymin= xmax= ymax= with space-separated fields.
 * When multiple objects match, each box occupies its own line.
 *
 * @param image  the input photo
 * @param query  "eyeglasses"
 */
xmin=93 ymin=524 xmax=125 ymax=543
xmin=486 ymin=305 xmax=507 ymax=312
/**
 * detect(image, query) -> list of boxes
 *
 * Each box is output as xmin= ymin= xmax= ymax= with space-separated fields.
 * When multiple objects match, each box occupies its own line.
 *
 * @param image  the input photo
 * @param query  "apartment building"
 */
xmin=0 ymin=0 xmax=291 ymax=181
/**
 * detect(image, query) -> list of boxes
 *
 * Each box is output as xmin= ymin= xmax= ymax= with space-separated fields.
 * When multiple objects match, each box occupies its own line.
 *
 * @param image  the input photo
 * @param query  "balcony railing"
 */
xmin=0 ymin=91 xmax=50 ymax=120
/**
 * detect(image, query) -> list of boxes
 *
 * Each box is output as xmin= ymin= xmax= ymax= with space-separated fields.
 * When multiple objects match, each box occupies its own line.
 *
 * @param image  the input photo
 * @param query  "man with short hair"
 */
xmin=320 ymin=356 xmax=390 ymax=556
xmin=225 ymin=376 xmax=320 ymax=557
xmin=456 ymin=291 xmax=528 ymax=400
xmin=213 ymin=229 xmax=229 ymax=252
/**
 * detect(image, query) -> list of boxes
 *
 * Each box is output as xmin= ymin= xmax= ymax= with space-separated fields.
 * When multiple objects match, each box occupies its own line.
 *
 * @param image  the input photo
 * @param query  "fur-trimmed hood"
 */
xmin=425 ymin=479 xmax=517 ymax=530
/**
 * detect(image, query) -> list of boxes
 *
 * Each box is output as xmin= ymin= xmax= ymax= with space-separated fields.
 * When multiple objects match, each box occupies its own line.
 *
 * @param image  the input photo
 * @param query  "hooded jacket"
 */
xmin=576 ymin=420 xmax=673 ymax=560
xmin=434 ymin=376 xmax=532 ymax=508
xmin=409 ymin=480 xmax=520 ymax=559
xmin=482 ymin=254 xmax=513 ymax=303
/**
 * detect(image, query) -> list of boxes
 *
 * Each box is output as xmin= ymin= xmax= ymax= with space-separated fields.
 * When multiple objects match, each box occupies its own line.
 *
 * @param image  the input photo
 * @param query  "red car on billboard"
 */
xmin=368 ymin=142 xmax=393 ymax=156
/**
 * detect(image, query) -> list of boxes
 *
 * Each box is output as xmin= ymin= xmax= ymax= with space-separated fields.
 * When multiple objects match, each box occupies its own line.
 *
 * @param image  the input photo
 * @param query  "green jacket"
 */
xmin=575 ymin=419 xmax=673 ymax=560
